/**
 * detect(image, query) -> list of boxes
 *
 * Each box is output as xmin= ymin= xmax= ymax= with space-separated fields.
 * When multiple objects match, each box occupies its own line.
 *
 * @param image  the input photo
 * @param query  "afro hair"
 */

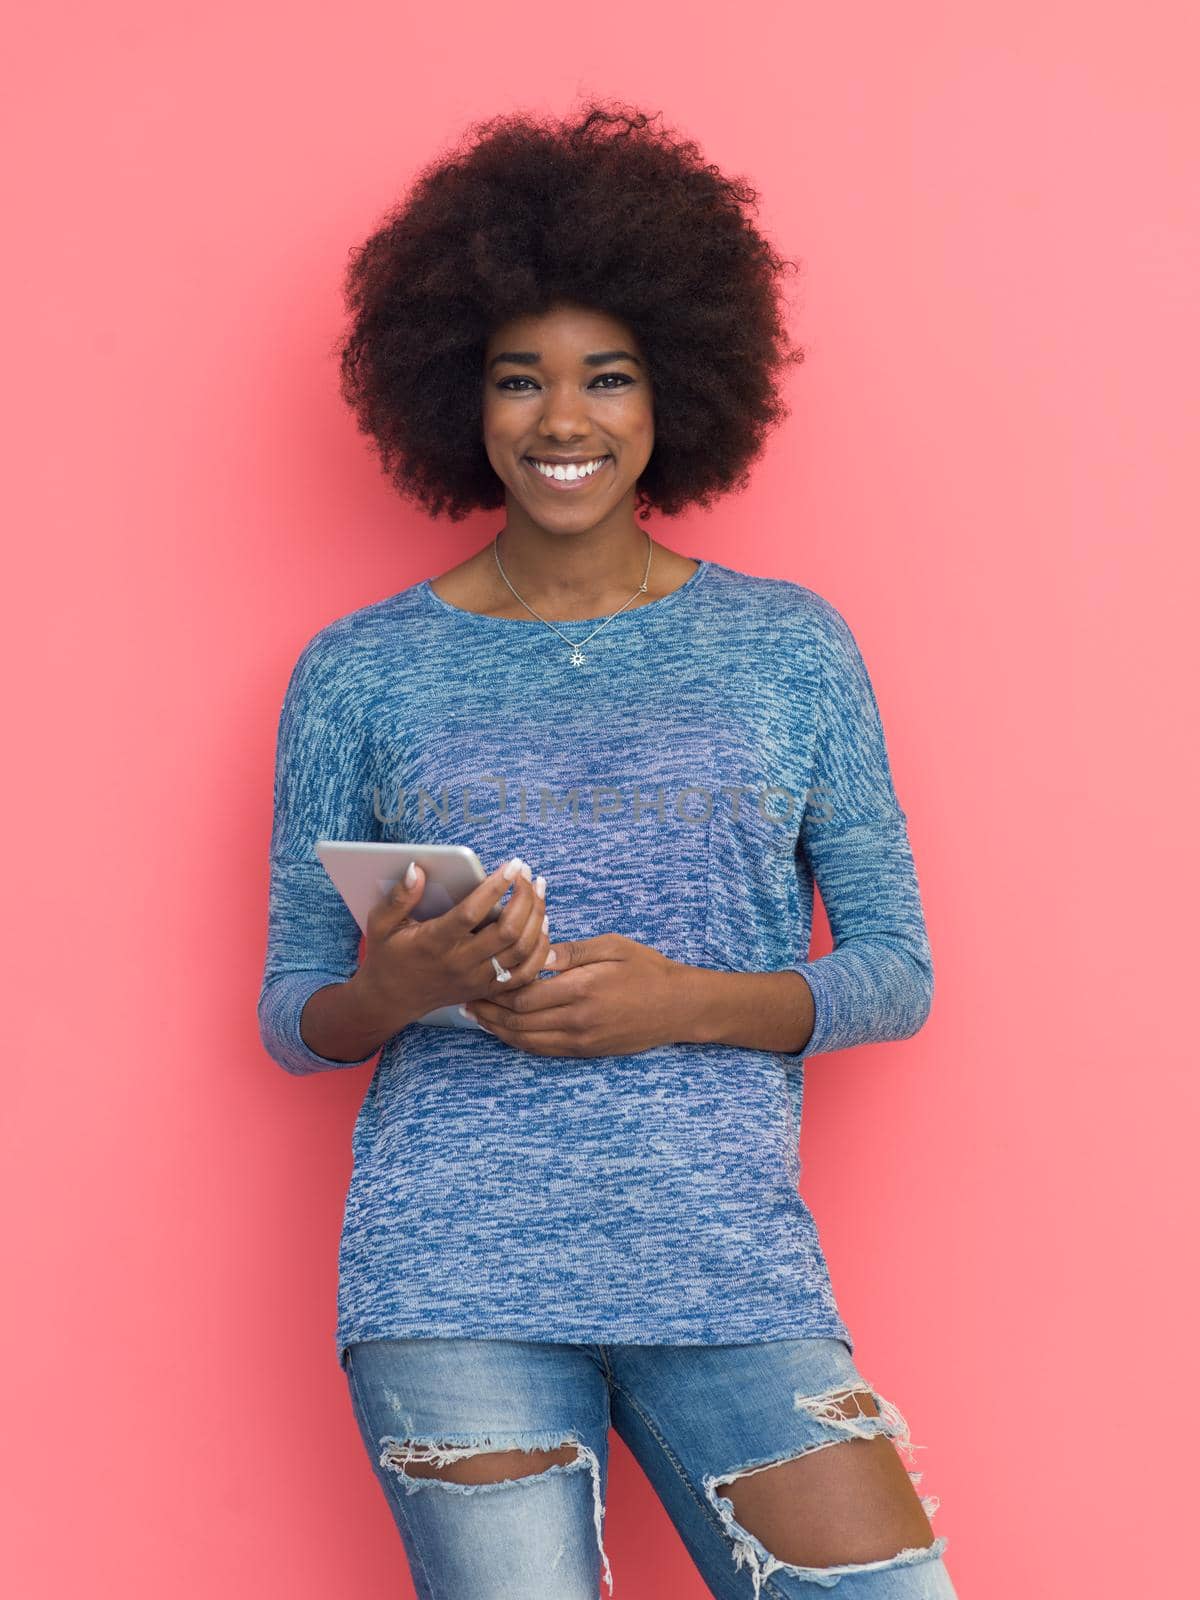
xmin=336 ymin=100 xmax=805 ymax=522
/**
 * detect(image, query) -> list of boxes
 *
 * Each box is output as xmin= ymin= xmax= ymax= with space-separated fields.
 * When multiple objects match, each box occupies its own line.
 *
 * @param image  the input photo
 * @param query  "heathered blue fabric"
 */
xmin=256 ymin=557 xmax=934 ymax=1370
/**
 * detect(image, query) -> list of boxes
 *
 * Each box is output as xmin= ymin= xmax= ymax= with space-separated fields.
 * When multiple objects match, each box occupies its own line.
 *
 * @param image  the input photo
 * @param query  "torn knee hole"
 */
xmin=378 ymin=1435 xmax=617 ymax=1594
xmin=794 ymin=1385 xmax=881 ymax=1428
xmin=380 ymin=1439 xmax=580 ymax=1485
xmin=792 ymin=1382 xmax=924 ymax=1465
xmin=791 ymin=1382 xmax=942 ymax=1518
xmin=703 ymin=1385 xmax=947 ymax=1598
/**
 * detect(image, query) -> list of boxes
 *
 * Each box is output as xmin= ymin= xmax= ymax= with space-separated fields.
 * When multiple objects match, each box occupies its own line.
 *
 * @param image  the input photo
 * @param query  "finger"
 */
xmin=540 ymin=935 xmax=594 ymax=972
xmin=490 ymin=929 xmax=563 ymax=996
xmin=546 ymin=932 xmax=627 ymax=971
xmin=469 ymin=867 xmax=542 ymax=964
xmin=461 ymin=1009 xmax=584 ymax=1057
xmin=484 ymin=963 xmax=580 ymax=1014
xmin=484 ymin=922 xmax=549 ymax=993
xmin=367 ymin=860 xmax=428 ymax=935
xmin=453 ymin=855 xmax=528 ymax=934
xmin=492 ymin=876 xmax=552 ymax=970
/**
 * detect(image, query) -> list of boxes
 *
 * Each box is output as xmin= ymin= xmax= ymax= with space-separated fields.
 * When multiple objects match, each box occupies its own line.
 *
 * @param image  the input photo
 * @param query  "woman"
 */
xmin=258 ymin=102 xmax=957 ymax=1600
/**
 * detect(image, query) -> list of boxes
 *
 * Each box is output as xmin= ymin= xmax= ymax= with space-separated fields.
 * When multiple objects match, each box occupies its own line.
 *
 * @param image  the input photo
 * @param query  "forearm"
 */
xmin=299 ymin=969 xmax=416 ymax=1064
xmin=670 ymin=964 xmax=816 ymax=1054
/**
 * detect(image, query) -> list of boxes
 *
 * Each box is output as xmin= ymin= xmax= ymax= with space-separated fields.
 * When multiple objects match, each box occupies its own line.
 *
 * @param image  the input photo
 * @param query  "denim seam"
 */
xmin=347 ymin=1351 xmax=439 ymax=1600
xmin=608 ymin=1375 xmax=791 ymax=1600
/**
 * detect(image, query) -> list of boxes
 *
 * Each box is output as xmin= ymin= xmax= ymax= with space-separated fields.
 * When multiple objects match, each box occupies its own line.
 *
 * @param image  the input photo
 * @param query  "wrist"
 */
xmin=348 ymin=965 xmax=417 ymax=1037
xmin=662 ymin=960 xmax=717 ymax=1046
xmin=661 ymin=965 xmax=817 ymax=1054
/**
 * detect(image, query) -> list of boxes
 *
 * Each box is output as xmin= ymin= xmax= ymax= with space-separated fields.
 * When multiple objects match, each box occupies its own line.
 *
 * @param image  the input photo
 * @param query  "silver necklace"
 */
xmin=492 ymin=531 xmax=654 ymax=668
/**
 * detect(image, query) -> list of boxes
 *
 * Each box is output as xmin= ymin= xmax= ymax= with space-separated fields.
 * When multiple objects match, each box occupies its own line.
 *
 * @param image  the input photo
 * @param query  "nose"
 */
xmin=535 ymin=379 xmax=592 ymax=442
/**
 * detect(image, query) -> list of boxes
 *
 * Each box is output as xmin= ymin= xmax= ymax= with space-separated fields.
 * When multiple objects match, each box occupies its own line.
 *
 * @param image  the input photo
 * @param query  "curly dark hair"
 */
xmin=336 ymin=100 xmax=805 ymax=522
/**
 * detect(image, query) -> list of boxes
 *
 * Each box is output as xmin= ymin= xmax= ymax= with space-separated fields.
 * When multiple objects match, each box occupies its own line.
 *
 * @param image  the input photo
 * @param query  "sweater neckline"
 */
xmin=417 ymin=556 xmax=712 ymax=628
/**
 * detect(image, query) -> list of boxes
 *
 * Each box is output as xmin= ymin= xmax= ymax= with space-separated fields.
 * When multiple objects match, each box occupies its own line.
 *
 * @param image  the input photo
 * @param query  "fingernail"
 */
xmin=459 ymin=1005 xmax=475 ymax=1020
xmin=502 ymin=857 xmax=522 ymax=880
xmin=520 ymin=861 xmax=532 ymax=881
xmin=545 ymin=948 xmax=557 ymax=967
xmin=541 ymin=913 xmax=549 ymax=934
xmin=535 ymin=874 xmax=546 ymax=899
xmin=404 ymin=860 xmax=419 ymax=887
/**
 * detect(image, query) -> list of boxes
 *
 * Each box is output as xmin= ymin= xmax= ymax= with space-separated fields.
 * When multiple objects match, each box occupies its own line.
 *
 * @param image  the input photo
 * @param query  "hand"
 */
xmin=356 ymin=855 xmax=553 ymax=1025
xmin=462 ymin=933 xmax=686 ymax=1057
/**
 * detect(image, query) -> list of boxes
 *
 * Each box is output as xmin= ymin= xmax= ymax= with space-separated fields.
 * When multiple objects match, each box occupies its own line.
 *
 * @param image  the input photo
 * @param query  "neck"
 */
xmin=493 ymin=525 xmax=652 ymax=612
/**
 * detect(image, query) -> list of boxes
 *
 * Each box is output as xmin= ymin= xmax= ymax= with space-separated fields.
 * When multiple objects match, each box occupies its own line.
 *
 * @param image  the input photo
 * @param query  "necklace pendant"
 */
xmin=570 ymin=647 xmax=585 ymax=667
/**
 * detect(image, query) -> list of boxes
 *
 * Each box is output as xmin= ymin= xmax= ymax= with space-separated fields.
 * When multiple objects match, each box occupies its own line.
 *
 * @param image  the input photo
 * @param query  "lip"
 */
xmin=523 ymin=455 xmax=613 ymax=491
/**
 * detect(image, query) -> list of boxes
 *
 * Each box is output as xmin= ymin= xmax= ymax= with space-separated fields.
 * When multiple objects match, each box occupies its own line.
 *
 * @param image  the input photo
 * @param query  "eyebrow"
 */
xmin=488 ymin=348 xmax=643 ymax=370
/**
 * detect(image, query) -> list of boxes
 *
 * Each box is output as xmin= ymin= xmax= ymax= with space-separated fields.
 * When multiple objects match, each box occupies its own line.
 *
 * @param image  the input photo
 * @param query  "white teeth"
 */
xmin=528 ymin=456 xmax=608 ymax=480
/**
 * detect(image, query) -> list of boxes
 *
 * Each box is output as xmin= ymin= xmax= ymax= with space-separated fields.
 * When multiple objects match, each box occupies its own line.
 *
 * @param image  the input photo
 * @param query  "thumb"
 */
xmin=385 ymin=860 xmax=426 ymax=922
xmin=544 ymin=933 xmax=622 ymax=973
xmin=542 ymin=935 xmax=591 ymax=972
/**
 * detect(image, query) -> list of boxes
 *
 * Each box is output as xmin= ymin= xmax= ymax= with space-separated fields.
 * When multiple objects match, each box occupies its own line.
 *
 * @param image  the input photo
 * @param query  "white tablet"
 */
xmin=315 ymin=841 xmax=502 ymax=1030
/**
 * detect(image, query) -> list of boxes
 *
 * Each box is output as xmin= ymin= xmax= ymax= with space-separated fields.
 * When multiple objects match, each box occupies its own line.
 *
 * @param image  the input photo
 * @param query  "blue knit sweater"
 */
xmin=257 ymin=558 xmax=933 ymax=1369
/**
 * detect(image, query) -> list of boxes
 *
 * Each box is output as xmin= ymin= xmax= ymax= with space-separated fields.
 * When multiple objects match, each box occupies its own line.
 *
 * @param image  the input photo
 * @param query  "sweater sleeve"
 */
xmin=783 ymin=599 xmax=934 ymax=1061
xmin=256 ymin=629 xmax=382 ymax=1076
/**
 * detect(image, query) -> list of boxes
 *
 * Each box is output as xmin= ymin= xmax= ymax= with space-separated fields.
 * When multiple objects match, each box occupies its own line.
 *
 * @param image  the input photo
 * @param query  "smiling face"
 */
xmin=482 ymin=302 xmax=655 ymax=538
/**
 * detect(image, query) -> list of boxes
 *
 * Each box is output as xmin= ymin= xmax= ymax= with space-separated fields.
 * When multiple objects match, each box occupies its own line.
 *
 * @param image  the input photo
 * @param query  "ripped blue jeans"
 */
xmin=344 ymin=1334 xmax=957 ymax=1599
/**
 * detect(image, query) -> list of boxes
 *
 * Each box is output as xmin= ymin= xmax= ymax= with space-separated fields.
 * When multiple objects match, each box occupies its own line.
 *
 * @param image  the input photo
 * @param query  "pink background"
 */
xmin=4 ymin=3 xmax=1195 ymax=1594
